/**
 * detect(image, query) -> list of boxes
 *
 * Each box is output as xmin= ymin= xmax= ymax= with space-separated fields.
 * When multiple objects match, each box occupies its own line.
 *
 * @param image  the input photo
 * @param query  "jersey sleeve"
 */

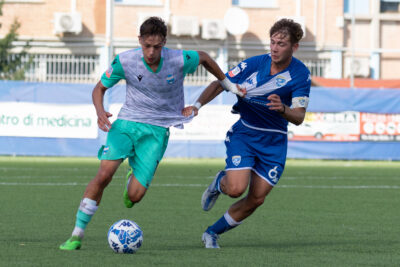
xmin=292 ymin=71 xmax=311 ymax=98
xmin=182 ymin=50 xmax=199 ymax=75
xmin=291 ymin=70 xmax=311 ymax=109
xmin=100 ymin=55 xmax=126 ymax=88
xmin=225 ymin=57 xmax=257 ymax=84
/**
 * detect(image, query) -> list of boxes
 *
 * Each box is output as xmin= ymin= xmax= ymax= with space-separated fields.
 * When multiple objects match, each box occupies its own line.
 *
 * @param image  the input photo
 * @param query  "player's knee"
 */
xmin=128 ymin=191 xmax=145 ymax=203
xmin=253 ymin=197 xmax=265 ymax=207
xmin=225 ymin=185 xmax=246 ymax=198
xmin=248 ymin=196 xmax=265 ymax=209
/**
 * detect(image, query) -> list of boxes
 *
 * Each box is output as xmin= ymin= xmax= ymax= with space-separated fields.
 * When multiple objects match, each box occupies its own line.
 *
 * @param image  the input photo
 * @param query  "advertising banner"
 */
xmin=0 ymin=102 xmax=98 ymax=139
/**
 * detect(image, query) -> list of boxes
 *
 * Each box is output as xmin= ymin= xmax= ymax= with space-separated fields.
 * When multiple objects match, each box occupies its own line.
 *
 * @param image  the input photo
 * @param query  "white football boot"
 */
xmin=201 ymin=171 xmax=223 ymax=211
xmin=202 ymin=231 xmax=220 ymax=249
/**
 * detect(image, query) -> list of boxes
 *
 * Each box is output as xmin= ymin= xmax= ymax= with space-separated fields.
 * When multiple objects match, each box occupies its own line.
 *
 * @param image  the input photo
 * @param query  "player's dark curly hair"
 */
xmin=269 ymin=18 xmax=303 ymax=44
xmin=140 ymin=16 xmax=167 ymax=39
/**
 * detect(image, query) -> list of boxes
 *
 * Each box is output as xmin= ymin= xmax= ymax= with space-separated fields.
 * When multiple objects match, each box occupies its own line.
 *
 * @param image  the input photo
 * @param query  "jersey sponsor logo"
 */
xmin=232 ymin=155 xmax=241 ymax=166
xmin=228 ymin=66 xmax=241 ymax=77
xmin=105 ymin=66 xmax=113 ymax=78
xmin=241 ymin=72 xmax=258 ymax=90
xmin=166 ymin=74 xmax=175 ymax=84
xmin=268 ymin=166 xmax=279 ymax=183
xmin=245 ymin=71 xmax=292 ymax=97
xmin=137 ymin=75 xmax=143 ymax=82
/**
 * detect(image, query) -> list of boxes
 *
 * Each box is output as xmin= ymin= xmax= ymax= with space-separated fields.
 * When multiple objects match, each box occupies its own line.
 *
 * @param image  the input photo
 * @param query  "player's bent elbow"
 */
xmin=292 ymin=119 xmax=304 ymax=126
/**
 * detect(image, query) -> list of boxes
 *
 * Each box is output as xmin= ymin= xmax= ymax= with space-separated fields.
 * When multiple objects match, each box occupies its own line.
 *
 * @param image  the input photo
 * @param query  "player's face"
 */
xmin=269 ymin=32 xmax=298 ymax=66
xmin=139 ymin=35 xmax=166 ymax=67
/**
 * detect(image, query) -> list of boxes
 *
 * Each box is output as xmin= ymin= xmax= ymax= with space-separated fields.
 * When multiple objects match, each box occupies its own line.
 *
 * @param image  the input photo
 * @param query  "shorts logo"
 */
xmin=268 ymin=166 xmax=279 ymax=183
xmin=103 ymin=146 xmax=109 ymax=155
xmin=232 ymin=155 xmax=241 ymax=166
xmin=166 ymin=74 xmax=175 ymax=84
xmin=228 ymin=66 xmax=241 ymax=77
xmin=105 ymin=66 xmax=113 ymax=78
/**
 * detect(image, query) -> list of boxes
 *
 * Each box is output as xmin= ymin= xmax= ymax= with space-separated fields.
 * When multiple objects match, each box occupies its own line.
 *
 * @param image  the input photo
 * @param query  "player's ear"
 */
xmin=292 ymin=43 xmax=299 ymax=53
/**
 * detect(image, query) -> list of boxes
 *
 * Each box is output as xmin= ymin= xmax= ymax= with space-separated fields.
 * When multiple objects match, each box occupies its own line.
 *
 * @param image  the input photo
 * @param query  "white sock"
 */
xmin=224 ymin=211 xmax=242 ymax=227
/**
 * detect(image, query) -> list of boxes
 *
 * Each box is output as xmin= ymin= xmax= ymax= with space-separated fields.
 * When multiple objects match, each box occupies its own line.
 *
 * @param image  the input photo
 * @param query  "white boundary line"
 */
xmin=0 ymin=182 xmax=399 ymax=189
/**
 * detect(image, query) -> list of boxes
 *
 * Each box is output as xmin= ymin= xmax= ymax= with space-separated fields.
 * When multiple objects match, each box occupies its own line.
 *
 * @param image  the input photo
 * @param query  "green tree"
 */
xmin=0 ymin=0 xmax=31 ymax=80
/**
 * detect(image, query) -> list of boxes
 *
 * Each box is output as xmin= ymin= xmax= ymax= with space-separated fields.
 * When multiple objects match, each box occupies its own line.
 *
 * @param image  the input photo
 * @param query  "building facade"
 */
xmin=0 ymin=0 xmax=399 ymax=83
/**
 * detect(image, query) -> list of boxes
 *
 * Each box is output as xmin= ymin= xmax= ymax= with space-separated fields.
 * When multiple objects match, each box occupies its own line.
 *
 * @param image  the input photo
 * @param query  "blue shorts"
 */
xmin=224 ymin=120 xmax=288 ymax=186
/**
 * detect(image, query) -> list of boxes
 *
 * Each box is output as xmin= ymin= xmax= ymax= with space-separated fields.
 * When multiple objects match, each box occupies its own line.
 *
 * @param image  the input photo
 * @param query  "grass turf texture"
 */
xmin=0 ymin=156 xmax=399 ymax=266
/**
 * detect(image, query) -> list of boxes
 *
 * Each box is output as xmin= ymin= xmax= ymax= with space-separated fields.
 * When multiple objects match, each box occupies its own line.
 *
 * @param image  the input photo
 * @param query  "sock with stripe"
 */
xmin=71 ymin=198 xmax=98 ymax=239
xmin=206 ymin=211 xmax=242 ymax=235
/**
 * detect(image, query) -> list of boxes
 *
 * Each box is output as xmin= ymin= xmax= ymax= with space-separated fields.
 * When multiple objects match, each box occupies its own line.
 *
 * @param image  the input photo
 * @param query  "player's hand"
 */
xmin=267 ymin=94 xmax=285 ymax=113
xmin=97 ymin=110 xmax=113 ymax=132
xmin=182 ymin=106 xmax=198 ymax=117
xmin=220 ymin=78 xmax=246 ymax=97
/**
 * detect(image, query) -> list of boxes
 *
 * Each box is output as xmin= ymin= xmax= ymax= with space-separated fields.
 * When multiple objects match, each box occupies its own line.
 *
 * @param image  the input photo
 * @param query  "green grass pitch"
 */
xmin=0 ymin=156 xmax=399 ymax=266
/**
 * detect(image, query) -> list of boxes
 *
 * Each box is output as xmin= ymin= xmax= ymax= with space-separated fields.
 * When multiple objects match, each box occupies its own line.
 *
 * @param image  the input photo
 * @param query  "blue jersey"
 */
xmin=227 ymin=54 xmax=311 ymax=133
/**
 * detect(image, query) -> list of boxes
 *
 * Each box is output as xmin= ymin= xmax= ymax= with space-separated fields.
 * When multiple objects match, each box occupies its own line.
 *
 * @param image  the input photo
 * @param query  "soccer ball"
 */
xmin=107 ymin=219 xmax=143 ymax=254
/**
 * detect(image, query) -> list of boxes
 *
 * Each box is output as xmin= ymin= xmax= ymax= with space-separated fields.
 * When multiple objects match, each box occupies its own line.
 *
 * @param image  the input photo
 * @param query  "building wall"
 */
xmin=0 ymin=0 xmax=400 ymax=79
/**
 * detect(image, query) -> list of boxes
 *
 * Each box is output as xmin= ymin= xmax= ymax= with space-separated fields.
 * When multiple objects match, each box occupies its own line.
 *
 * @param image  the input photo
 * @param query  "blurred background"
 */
xmin=0 ymin=0 xmax=400 ymax=160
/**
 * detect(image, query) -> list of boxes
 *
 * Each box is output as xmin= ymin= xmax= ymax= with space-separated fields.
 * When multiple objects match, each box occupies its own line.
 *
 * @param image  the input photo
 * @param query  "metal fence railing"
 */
xmin=11 ymin=53 xmax=329 ymax=84
xmin=20 ymin=54 xmax=100 ymax=84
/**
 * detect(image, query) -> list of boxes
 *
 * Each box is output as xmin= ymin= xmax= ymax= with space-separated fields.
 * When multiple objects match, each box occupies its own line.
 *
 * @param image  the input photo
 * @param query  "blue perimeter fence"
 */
xmin=1 ymin=81 xmax=400 ymax=160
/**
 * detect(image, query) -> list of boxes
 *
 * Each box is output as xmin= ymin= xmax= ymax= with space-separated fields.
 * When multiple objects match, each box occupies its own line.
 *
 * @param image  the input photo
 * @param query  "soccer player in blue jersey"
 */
xmin=59 ymin=16 xmax=243 ymax=250
xmin=183 ymin=18 xmax=311 ymax=248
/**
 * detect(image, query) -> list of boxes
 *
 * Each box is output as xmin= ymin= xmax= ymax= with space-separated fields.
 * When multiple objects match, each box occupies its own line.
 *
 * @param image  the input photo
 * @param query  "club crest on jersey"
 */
xmin=105 ymin=66 xmax=113 ymax=78
xmin=166 ymin=74 xmax=175 ymax=84
xmin=232 ymin=155 xmax=241 ymax=166
xmin=275 ymin=75 xmax=287 ymax=87
xmin=228 ymin=66 xmax=241 ymax=77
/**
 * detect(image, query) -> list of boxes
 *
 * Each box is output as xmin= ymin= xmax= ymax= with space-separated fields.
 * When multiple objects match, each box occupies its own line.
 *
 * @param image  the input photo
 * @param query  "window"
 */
xmin=114 ymin=0 xmax=162 ymax=6
xmin=232 ymin=0 xmax=277 ymax=9
xmin=380 ymin=0 xmax=400 ymax=13
xmin=4 ymin=0 xmax=44 ymax=3
xmin=344 ymin=0 xmax=370 ymax=15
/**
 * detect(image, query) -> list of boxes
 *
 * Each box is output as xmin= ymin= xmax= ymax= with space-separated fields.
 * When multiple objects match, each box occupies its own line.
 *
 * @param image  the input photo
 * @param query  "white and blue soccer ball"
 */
xmin=107 ymin=219 xmax=143 ymax=254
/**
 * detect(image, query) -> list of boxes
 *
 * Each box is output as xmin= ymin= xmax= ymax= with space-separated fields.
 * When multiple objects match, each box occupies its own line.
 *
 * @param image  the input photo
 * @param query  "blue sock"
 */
xmin=206 ymin=211 xmax=242 ymax=235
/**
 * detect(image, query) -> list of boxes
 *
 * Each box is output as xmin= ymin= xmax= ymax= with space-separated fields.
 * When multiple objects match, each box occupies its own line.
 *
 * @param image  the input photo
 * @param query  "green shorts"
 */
xmin=98 ymin=119 xmax=170 ymax=188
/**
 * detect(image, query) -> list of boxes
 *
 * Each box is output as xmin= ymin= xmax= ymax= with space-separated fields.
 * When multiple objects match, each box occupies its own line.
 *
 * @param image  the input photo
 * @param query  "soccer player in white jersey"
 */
xmin=183 ymin=18 xmax=311 ymax=248
xmin=59 ymin=16 xmax=243 ymax=250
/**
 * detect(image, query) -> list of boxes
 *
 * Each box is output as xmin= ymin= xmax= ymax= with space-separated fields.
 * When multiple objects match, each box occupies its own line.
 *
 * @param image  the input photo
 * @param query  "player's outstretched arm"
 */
xmin=182 ymin=80 xmax=224 ymax=117
xmin=267 ymin=94 xmax=306 ymax=125
xmin=197 ymin=51 xmax=245 ymax=97
xmin=92 ymin=81 xmax=113 ymax=132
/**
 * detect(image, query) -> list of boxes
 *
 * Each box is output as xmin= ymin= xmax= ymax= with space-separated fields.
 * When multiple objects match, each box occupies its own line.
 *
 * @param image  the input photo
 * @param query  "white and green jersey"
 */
xmin=101 ymin=47 xmax=199 ymax=128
